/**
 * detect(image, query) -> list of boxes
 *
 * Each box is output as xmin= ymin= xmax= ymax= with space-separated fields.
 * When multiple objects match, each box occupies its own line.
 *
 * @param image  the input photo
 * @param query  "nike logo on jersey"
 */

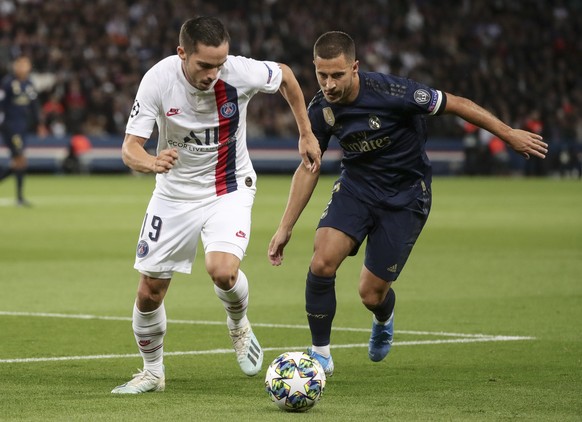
xmin=235 ymin=230 xmax=247 ymax=239
xmin=166 ymin=108 xmax=181 ymax=116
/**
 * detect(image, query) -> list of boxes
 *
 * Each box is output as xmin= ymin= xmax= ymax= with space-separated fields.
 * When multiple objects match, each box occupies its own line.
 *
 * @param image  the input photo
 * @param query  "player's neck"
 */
xmin=181 ymin=62 xmax=195 ymax=87
xmin=344 ymin=73 xmax=360 ymax=104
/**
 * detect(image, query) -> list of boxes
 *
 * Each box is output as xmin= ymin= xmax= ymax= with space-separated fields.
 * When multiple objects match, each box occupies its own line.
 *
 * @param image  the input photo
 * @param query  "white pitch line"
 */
xmin=0 ymin=311 xmax=514 ymax=338
xmin=0 ymin=335 xmax=534 ymax=364
xmin=0 ymin=310 xmax=534 ymax=364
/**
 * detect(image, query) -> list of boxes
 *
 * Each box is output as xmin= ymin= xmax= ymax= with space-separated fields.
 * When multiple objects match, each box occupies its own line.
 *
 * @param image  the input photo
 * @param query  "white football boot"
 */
xmin=111 ymin=367 xmax=165 ymax=394
xmin=229 ymin=322 xmax=263 ymax=376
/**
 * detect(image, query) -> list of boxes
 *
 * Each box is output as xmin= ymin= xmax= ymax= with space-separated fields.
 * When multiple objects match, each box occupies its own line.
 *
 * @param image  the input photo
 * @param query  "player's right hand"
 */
xmin=152 ymin=148 xmax=178 ymax=173
xmin=268 ymin=229 xmax=292 ymax=266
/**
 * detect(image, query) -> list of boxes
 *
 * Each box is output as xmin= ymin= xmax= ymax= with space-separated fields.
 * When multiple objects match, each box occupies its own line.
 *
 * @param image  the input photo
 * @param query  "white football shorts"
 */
xmin=133 ymin=188 xmax=256 ymax=278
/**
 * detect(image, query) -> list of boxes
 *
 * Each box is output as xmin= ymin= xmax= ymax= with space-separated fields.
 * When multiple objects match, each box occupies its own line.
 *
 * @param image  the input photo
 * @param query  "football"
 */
xmin=264 ymin=351 xmax=326 ymax=412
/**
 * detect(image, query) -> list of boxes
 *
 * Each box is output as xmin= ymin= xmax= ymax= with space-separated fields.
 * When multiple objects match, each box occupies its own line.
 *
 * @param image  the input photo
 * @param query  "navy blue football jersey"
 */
xmin=308 ymin=71 xmax=447 ymax=208
xmin=0 ymin=74 xmax=40 ymax=134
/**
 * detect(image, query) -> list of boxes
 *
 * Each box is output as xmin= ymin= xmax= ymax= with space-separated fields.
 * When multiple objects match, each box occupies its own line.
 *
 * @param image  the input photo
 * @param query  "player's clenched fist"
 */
xmin=152 ymin=148 xmax=178 ymax=173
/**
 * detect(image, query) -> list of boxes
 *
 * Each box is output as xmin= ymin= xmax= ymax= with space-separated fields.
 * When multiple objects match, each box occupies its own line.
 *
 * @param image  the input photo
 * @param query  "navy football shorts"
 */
xmin=317 ymin=180 xmax=431 ymax=282
xmin=0 ymin=130 xmax=25 ymax=158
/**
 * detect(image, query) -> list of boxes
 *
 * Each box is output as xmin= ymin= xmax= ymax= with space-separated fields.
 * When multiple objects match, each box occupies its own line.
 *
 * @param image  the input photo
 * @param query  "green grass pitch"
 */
xmin=0 ymin=174 xmax=581 ymax=421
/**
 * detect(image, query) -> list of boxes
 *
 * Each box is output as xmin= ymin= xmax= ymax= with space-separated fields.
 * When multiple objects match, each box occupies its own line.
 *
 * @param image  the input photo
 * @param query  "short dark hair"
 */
xmin=179 ymin=17 xmax=230 ymax=55
xmin=313 ymin=31 xmax=355 ymax=61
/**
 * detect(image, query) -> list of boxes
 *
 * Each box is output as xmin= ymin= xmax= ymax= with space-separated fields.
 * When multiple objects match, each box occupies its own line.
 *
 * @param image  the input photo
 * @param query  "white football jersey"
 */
xmin=126 ymin=55 xmax=283 ymax=200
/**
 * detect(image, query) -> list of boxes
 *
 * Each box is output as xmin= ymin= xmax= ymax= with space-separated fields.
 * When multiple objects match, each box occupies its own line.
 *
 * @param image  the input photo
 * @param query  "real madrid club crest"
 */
xmin=369 ymin=115 xmax=381 ymax=130
xmin=323 ymin=107 xmax=335 ymax=127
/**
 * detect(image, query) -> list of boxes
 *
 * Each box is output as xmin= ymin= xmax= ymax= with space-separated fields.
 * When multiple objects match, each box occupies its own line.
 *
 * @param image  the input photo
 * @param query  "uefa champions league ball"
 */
xmin=265 ymin=351 xmax=326 ymax=412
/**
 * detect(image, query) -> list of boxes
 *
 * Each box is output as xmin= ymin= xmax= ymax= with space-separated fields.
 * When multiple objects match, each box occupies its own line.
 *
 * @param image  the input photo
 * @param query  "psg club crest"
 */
xmin=136 ymin=240 xmax=149 ymax=258
xmin=220 ymin=102 xmax=237 ymax=118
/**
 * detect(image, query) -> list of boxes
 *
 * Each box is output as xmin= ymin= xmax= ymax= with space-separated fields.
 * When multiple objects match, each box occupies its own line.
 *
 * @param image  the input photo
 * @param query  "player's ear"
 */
xmin=352 ymin=60 xmax=359 ymax=73
xmin=177 ymin=46 xmax=186 ymax=60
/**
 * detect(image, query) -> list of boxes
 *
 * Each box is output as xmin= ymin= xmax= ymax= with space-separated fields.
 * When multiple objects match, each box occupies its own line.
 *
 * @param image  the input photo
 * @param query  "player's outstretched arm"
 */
xmin=122 ymin=133 xmax=178 ymax=174
xmin=444 ymin=93 xmax=549 ymax=159
xmin=277 ymin=63 xmax=321 ymax=173
xmin=268 ymin=164 xmax=320 ymax=266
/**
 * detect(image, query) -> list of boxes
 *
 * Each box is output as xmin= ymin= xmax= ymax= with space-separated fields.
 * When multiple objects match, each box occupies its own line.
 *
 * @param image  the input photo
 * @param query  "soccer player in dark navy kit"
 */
xmin=268 ymin=31 xmax=548 ymax=376
xmin=0 ymin=56 xmax=41 ymax=206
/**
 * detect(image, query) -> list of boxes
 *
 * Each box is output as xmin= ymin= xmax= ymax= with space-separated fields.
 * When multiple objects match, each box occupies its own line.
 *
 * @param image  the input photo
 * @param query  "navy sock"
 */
xmin=372 ymin=288 xmax=396 ymax=322
xmin=15 ymin=169 xmax=25 ymax=201
xmin=305 ymin=270 xmax=336 ymax=346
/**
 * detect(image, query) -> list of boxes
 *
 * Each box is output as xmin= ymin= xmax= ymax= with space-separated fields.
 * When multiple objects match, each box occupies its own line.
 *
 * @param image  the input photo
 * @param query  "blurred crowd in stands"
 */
xmin=1 ymin=0 xmax=580 ymax=175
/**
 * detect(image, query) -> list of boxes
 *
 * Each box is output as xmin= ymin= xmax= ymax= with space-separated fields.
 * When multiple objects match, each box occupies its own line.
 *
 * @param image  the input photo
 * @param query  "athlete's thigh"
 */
xmin=365 ymin=192 xmax=431 ymax=282
xmin=317 ymin=179 xmax=373 ymax=257
xmin=134 ymin=195 xmax=204 ymax=275
xmin=201 ymin=188 xmax=256 ymax=260
xmin=1 ymin=131 xmax=24 ymax=157
xmin=312 ymin=227 xmax=357 ymax=272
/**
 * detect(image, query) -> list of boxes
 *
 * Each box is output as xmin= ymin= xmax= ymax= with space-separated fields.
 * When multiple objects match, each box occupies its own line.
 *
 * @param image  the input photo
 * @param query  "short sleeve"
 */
xmin=125 ymin=67 xmax=161 ymax=138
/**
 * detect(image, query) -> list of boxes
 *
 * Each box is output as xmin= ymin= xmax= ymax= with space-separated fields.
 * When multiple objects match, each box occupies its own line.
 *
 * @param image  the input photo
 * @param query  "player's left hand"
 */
xmin=298 ymin=133 xmax=321 ymax=173
xmin=504 ymin=129 xmax=548 ymax=159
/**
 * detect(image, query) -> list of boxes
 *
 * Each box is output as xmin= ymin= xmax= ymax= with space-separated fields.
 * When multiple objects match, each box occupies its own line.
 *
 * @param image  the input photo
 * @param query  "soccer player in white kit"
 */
xmin=111 ymin=17 xmax=321 ymax=394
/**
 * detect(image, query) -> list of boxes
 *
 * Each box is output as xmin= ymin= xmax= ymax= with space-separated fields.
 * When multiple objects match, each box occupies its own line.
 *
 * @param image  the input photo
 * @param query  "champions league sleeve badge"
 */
xmin=130 ymin=99 xmax=140 ymax=118
xmin=413 ymin=89 xmax=431 ymax=105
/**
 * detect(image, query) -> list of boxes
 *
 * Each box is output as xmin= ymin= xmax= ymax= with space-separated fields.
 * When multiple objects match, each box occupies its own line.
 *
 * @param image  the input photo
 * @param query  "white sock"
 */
xmin=132 ymin=301 xmax=166 ymax=377
xmin=312 ymin=345 xmax=331 ymax=358
xmin=214 ymin=270 xmax=249 ymax=330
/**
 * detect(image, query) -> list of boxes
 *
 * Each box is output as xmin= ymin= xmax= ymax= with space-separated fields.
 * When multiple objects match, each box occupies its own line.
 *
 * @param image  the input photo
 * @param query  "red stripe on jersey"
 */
xmin=213 ymin=80 xmax=239 ymax=196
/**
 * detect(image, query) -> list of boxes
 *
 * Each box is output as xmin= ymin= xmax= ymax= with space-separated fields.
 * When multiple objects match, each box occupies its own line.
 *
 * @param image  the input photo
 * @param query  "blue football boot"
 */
xmin=307 ymin=347 xmax=334 ymax=377
xmin=368 ymin=312 xmax=394 ymax=362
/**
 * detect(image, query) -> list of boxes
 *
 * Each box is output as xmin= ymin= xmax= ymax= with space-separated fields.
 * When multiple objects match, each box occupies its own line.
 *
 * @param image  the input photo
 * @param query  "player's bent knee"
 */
xmin=206 ymin=261 xmax=239 ymax=289
xmin=137 ymin=274 xmax=171 ymax=309
xmin=360 ymin=292 xmax=384 ymax=309
xmin=205 ymin=248 xmax=242 ymax=290
xmin=309 ymin=258 xmax=338 ymax=278
xmin=136 ymin=286 xmax=166 ymax=310
xmin=209 ymin=269 xmax=238 ymax=290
